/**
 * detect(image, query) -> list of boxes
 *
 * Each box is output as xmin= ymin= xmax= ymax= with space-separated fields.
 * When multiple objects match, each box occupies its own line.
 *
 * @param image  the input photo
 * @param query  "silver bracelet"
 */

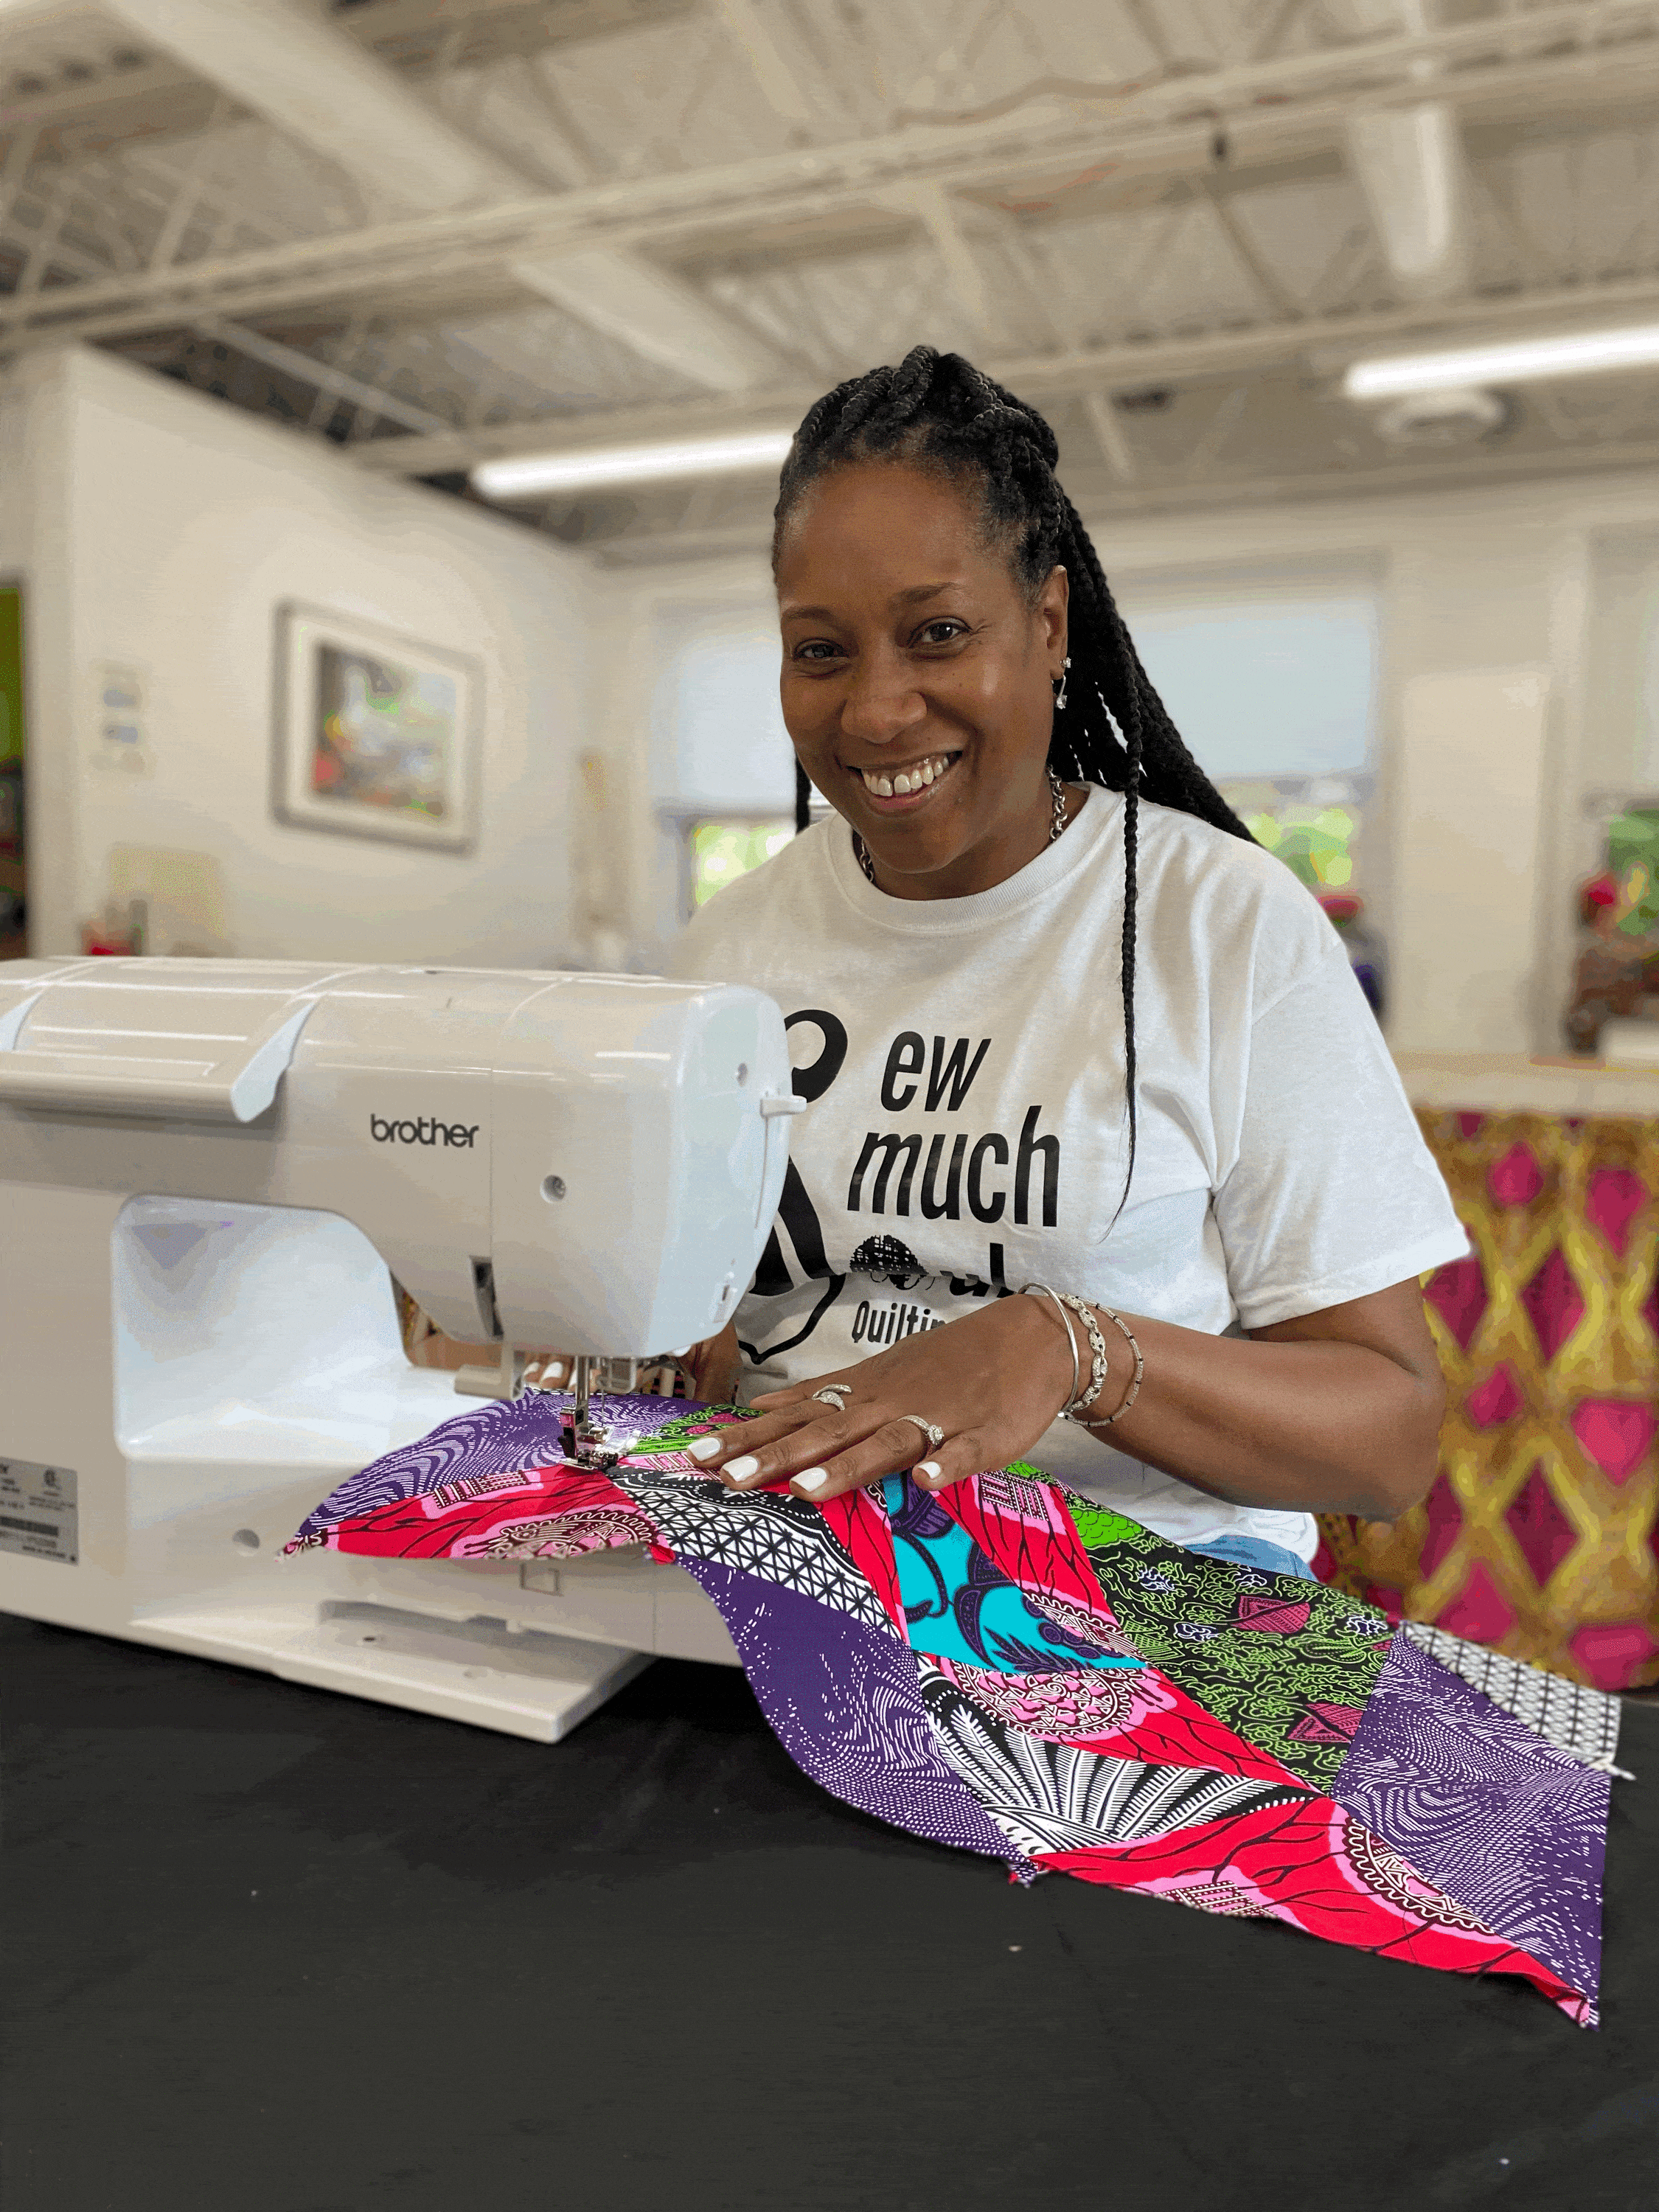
xmin=1025 ymin=1287 xmax=1144 ymax=1426
xmin=1075 ymin=1304 xmax=1144 ymax=1427
xmin=1054 ymin=1293 xmax=1110 ymax=1417
xmin=1019 ymin=1281 xmax=1079 ymax=1414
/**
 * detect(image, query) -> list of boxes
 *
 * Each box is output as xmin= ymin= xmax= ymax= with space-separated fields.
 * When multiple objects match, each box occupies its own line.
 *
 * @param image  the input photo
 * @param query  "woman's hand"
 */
xmin=677 ymin=1321 xmax=742 ymax=1405
xmin=682 ymin=1296 xmax=1076 ymax=1500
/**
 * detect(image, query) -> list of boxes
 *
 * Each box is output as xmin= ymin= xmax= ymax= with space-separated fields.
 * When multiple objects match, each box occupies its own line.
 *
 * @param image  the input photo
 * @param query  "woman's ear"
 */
xmin=1040 ymin=563 xmax=1069 ymax=671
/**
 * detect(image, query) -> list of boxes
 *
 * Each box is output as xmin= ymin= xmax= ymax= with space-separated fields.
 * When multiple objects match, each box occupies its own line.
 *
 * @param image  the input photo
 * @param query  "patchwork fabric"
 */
xmin=611 ymin=1463 xmax=894 ymax=1639
xmin=285 ymin=1463 xmax=658 ymax=1562
xmin=288 ymin=1394 xmax=1613 ymax=2027
xmin=883 ymin=1475 xmax=1142 ymax=1674
xmin=1402 ymin=1621 xmax=1625 ymax=1772
xmin=1043 ymin=1802 xmax=1592 ymax=2024
xmin=684 ymin=1557 xmax=1014 ymax=1863
xmin=1063 ymin=1500 xmax=1396 ymax=1792
xmin=287 ymin=1392 xmax=748 ymax=1548
xmin=917 ymin=1661 xmax=1312 ymax=1860
xmin=1333 ymin=1633 xmax=1610 ymax=2003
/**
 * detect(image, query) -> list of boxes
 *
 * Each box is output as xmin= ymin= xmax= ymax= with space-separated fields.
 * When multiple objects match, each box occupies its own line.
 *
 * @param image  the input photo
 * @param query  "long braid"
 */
xmin=776 ymin=346 xmax=1254 ymax=1220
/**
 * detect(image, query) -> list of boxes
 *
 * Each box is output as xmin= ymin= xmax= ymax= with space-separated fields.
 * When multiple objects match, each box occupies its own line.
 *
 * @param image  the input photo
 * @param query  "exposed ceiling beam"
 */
xmin=507 ymin=246 xmax=772 ymax=389
xmin=1331 ymin=0 xmax=1473 ymax=303
xmin=586 ymin=434 xmax=1659 ymax=565
xmin=97 ymin=0 xmax=515 ymax=217
xmin=712 ymin=0 xmax=824 ymax=133
xmin=1081 ymin=389 xmax=1138 ymax=484
xmin=78 ymin=0 xmax=771 ymax=390
xmin=344 ymin=269 xmax=1659 ymax=478
xmin=191 ymin=314 xmax=456 ymax=434
xmin=883 ymin=180 xmax=996 ymax=338
xmin=0 ymin=0 xmax=695 ymax=141
xmin=6 ymin=1 xmax=1655 ymax=350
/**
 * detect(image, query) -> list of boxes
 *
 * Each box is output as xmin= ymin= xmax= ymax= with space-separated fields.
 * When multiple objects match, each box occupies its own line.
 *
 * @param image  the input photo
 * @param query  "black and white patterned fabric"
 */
xmin=611 ymin=1466 xmax=895 ymax=1638
xmin=918 ymin=1663 xmax=1310 ymax=1859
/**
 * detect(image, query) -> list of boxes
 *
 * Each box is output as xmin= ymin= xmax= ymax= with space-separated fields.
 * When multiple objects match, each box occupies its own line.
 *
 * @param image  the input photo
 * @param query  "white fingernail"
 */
xmin=686 ymin=1435 xmax=723 ymax=1461
xmin=793 ymin=1468 xmax=828 ymax=1492
xmin=917 ymin=1460 xmax=942 ymax=1483
xmin=725 ymin=1455 xmax=759 ymax=1481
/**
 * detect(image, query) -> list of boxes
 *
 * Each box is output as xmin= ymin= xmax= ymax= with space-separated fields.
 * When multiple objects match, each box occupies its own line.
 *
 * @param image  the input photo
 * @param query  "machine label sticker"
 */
xmin=0 ymin=1459 xmax=78 ymax=1564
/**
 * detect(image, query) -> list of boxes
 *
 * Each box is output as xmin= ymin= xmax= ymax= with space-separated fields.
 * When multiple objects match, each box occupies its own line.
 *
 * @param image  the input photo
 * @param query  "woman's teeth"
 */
xmin=859 ymin=753 xmax=956 ymax=799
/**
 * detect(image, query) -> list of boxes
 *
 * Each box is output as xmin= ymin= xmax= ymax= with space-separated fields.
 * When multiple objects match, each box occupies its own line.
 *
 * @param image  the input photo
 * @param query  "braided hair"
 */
xmin=773 ymin=344 xmax=1253 ymax=1219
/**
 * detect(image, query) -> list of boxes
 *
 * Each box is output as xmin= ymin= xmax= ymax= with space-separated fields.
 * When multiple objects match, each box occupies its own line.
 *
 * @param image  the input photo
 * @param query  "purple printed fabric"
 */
xmin=288 ymin=1393 xmax=704 ymax=1545
xmin=1333 ymin=1633 xmax=1609 ymax=2002
xmin=682 ymin=1558 xmax=1018 ymax=1866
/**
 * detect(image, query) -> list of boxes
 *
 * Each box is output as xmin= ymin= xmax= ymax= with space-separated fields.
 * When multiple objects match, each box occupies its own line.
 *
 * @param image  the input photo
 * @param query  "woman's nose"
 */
xmin=839 ymin=654 xmax=927 ymax=745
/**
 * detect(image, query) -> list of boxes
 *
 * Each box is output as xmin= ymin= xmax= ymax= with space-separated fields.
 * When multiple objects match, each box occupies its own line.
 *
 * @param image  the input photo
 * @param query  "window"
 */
xmin=651 ymin=602 xmax=798 ymax=925
xmin=1116 ymin=564 xmax=1380 ymax=891
xmin=1585 ymin=533 xmax=1659 ymax=795
xmin=1220 ymin=788 xmax=1360 ymax=891
xmin=687 ymin=817 xmax=793 ymax=909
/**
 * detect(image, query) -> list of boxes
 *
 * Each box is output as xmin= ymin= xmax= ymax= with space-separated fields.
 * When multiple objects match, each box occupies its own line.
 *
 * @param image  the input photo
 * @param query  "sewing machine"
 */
xmin=0 ymin=958 xmax=801 ymax=1739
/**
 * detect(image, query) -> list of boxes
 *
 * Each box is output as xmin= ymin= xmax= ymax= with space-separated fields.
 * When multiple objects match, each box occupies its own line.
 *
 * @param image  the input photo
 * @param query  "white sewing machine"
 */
xmin=0 ymin=958 xmax=801 ymax=1740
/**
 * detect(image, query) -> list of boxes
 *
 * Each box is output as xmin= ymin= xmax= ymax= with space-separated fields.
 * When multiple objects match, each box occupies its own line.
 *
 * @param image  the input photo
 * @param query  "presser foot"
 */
xmin=557 ymin=1416 xmax=622 ymax=1472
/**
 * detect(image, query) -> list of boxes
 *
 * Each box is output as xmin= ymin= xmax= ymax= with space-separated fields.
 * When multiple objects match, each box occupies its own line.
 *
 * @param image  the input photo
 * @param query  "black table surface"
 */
xmin=3 ymin=1610 xmax=1655 ymax=2212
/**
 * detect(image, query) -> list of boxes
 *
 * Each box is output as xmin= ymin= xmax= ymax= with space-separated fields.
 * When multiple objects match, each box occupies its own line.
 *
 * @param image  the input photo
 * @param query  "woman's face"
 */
xmin=775 ymin=462 xmax=1068 ymax=900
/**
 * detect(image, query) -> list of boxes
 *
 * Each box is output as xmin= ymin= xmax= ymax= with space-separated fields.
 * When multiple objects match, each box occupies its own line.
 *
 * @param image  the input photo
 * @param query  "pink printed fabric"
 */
xmin=286 ymin=1392 xmax=1613 ymax=2026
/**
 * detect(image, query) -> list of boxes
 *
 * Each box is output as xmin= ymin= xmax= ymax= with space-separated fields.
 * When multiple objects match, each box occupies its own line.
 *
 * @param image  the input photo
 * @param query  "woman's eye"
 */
xmin=916 ymin=620 xmax=967 ymax=646
xmin=793 ymin=640 xmax=842 ymax=663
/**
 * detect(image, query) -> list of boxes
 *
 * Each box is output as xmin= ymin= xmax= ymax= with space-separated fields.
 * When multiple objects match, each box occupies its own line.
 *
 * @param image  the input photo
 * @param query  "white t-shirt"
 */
xmin=668 ymin=786 xmax=1467 ymax=1561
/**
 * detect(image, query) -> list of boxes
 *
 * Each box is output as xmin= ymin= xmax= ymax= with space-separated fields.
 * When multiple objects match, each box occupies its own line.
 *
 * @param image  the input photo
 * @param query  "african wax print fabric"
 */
xmin=287 ymin=1392 xmax=1613 ymax=2026
xmin=1318 ymin=1109 xmax=1659 ymax=1692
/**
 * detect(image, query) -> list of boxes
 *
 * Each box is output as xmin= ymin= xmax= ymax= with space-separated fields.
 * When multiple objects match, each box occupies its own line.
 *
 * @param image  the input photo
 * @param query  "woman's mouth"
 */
xmin=852 ymin=751 xmax=962 ymax=809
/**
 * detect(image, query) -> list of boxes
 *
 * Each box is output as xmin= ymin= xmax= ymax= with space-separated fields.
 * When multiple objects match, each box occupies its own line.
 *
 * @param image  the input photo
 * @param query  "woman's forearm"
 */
xmin=1049 ymin=1295 xmax=1444 ymax=1522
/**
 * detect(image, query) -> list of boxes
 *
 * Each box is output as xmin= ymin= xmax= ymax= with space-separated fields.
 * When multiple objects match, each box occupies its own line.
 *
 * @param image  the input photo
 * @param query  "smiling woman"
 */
xmin=666 ymin=347 xmax=1466 ymax=1573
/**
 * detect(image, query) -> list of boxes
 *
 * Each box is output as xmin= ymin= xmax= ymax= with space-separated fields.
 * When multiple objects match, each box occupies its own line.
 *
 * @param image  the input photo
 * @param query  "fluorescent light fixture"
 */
xmin=471 ymin=428 xmax=794 ymax=501
xmin=1343 ymin=322 xmax=1659 ymax=401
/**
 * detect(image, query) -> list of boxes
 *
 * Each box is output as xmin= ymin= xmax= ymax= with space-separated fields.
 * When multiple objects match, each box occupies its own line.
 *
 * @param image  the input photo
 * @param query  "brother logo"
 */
xmin=370 ymin=1114 xmax=479 ymax=1149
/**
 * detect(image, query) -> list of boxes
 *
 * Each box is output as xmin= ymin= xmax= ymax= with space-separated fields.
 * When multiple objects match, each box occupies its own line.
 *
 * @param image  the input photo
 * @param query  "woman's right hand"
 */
xmin=675 ymin=1321 xmax=742 ymax=1404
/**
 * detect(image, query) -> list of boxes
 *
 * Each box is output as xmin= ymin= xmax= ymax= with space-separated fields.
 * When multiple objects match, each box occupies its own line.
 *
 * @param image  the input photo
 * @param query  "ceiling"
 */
xmin=3 ymin=0 xmax=1659 ymax=561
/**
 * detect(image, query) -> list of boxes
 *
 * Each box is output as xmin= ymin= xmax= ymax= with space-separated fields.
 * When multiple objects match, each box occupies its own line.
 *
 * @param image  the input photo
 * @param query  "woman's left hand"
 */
xmin=683 ymin=1295 xmax=1081 ymax=1500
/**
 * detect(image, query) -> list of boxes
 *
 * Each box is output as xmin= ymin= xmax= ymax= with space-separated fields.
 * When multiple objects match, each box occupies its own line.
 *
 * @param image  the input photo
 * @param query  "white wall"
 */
xmin=4 ymin=347 xmax=597 ymax=967
xmin=594 ymin=461 xmax=1659 ymax=1055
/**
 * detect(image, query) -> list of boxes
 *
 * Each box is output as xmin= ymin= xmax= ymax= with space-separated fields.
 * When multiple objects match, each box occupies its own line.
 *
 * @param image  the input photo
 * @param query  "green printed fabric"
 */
xmin=1065 ymin=1495 xmax=1396 ymax=1791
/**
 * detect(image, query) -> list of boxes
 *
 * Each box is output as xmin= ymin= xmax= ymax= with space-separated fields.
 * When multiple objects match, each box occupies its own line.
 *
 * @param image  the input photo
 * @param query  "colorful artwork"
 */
xmin=288 ymin=1391 xmax=1621 ymax=2027
xmin=273 ymin=604 xmax=479 ymax=852
xmin=1318 ymin=1109 xmax=1659 ymax=1692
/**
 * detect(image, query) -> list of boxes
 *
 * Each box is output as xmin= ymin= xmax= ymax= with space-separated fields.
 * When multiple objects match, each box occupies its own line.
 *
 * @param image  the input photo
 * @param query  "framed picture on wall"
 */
xmin=272 ymin=603 xmax=481 ymax=852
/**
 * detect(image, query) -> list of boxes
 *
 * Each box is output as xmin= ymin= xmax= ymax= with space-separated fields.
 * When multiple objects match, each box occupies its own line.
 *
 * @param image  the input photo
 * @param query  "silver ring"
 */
xmin=811 ymin=1385 xmax=851 ymax=1408
xmin=897 ymin=1414 xmax=945 ymax=1452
